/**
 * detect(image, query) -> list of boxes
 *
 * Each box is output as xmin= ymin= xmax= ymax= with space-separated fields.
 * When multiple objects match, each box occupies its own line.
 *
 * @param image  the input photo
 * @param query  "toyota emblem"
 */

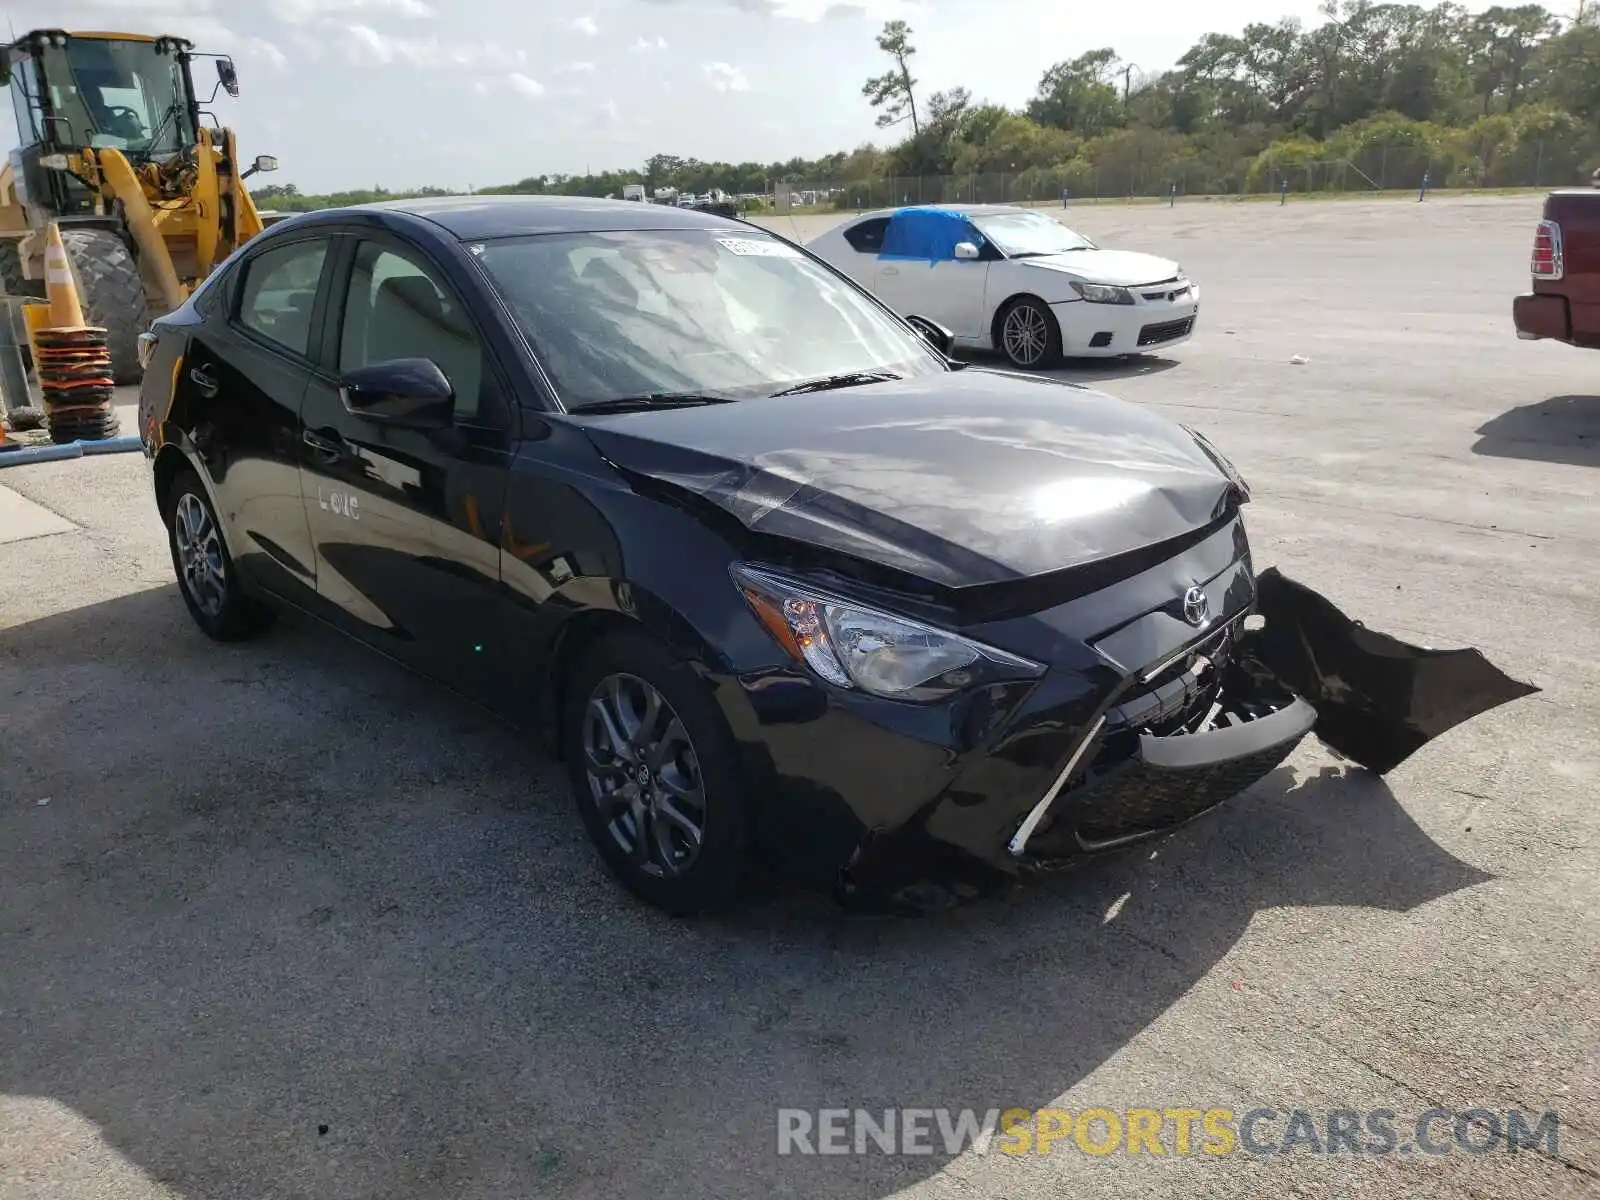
xmin=1182 ymin=585 xmax=1210 ymax=627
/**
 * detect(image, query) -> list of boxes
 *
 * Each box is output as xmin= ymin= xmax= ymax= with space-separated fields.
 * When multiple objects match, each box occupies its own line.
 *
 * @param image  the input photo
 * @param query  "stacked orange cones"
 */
xmin=35 ymin=327 xmax=120 ymax=444
xmin=36 ymin=221 xmax=121 ymax=445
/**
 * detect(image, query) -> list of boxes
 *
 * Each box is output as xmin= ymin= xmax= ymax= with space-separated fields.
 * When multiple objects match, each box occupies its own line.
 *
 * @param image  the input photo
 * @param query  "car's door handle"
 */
xmin=189 ymin=365 xmax=219 ymax=398
xmin=881 ymin=266 xmax=900 ymax=276
xmin=302 ymin=429 xmax=347 ymax=458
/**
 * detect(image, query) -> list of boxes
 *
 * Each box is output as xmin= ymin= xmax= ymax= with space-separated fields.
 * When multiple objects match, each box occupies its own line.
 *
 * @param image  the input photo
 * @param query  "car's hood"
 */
xmin=1016 ymin=248 xmax=1181 ymax=287
xmin=572 ymin=370 xmax=1237 ymax=589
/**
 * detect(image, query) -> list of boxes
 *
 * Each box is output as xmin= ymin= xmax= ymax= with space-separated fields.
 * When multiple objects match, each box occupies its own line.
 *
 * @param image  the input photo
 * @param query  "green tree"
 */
xmin=862 ymin=20 xmax=920 ymax=135
xmin=1028 ymin=50 xmax=1124 ymax=135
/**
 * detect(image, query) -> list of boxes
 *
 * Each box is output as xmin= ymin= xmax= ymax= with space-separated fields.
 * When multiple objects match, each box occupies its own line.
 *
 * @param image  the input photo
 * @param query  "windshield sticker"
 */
xmin=716 ymin=236 xmax=801 ymax=258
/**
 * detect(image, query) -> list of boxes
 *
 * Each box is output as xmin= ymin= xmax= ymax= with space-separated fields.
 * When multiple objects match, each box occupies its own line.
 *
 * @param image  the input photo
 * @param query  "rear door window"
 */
xmin=843 ymin=217 xmax=890 ymax=253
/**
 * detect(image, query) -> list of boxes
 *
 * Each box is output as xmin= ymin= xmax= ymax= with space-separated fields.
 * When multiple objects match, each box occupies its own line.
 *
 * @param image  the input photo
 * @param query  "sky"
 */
xmin=5 ymin=0 xmax=1391 ymax=193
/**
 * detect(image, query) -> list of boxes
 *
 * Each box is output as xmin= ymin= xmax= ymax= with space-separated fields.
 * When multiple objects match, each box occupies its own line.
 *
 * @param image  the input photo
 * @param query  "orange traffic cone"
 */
xmin=42 ymin=222 xmax=88 ymax=330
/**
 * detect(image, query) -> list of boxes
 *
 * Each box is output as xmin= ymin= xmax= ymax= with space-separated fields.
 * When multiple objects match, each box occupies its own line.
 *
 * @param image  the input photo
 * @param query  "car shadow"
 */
xmin=0 ymin=586 xmax=1493 ymax=1199
xmin=954 ymin=349 xmax=1183 ymax=385
xmin=1471 ymin=394 xmax=1600 ymax=467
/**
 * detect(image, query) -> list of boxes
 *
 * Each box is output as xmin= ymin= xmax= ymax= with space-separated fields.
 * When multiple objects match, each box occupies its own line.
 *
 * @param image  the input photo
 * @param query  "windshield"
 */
xmin=970 ymin=212 xmax=1096 ymax=258
xmin=473 ymin=228 xmax=946 ymax=405
xmin=37 ymin=38 xmax=194 ymax=157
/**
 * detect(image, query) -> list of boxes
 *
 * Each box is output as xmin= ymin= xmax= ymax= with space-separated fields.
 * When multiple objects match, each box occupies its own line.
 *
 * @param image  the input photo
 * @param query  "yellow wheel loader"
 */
xmin=0 ymin=29 xmax=279 ymax=383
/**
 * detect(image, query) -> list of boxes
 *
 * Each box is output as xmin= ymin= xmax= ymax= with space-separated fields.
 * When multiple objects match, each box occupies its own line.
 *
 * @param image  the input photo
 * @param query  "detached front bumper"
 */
xmin=815 ymin=568 xmax=1535 ymax=913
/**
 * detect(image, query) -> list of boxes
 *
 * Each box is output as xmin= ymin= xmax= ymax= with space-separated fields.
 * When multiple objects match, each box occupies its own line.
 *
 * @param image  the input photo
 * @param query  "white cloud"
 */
xmin=245 ymin=37 xmax=290 ymax=71
xmin=634 ymin=0 xmax=910 ymax=18
xmin=507 ymin=73 xmax=547 ymax=98
xmin=558 ymin=61 xmax=597 ymax=73
xmin=702 ymin=62 xmax=750 ymax=92
xmin=568 ymin=15 xmax=600 ymax=34
xmin=271 ymin=0 xmax=435 ymax=22
xmin=631 ymin=35 xmax=669 ymax=52
xmin=338 ymin=24 xmax=527 ymax=70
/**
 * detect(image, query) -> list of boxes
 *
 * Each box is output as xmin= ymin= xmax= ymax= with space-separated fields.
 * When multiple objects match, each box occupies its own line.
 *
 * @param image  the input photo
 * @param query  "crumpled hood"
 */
xmin=573 ymin=370 xmax=1237 ymax=589
xmin=1019 ymin=248 xmax=1182 ymax=287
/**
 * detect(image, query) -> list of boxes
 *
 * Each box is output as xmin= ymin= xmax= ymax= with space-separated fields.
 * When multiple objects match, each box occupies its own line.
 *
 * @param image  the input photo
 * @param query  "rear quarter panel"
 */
xmin=1536 ymin=190 xmax=1600 ymax=346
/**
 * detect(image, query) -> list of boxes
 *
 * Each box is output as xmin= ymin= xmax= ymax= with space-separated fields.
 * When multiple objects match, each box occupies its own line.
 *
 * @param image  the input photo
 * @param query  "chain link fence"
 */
xmin=766 ymin=136 xmax=1598 ymax=214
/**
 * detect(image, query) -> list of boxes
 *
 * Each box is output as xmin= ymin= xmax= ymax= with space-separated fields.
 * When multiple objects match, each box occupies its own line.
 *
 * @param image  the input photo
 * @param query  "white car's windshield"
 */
xmin=473 ymin=228 xmax=945 ymax=406
xmin=970 ymin=212 xmax=1096 ymax=259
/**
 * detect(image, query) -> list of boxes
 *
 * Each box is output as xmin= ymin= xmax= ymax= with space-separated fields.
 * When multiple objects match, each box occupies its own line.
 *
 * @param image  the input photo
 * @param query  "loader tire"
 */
xmin=59 ymin=228 xmax=149 ymax=386
xmin=0 ymin=240 xmax=46 ymax=299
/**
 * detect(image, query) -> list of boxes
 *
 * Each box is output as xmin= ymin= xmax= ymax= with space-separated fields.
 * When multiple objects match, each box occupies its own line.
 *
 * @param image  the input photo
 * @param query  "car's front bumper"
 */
xmin=723 ymin=540 xmax=1535 ymax=914
xmin=1051 ymin=284 xmax=1200 ymax=357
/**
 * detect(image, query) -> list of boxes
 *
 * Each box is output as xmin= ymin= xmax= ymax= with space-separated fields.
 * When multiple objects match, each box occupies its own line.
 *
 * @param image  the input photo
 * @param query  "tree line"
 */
xmin=256 ymin=1 xmax=1600 ymax=212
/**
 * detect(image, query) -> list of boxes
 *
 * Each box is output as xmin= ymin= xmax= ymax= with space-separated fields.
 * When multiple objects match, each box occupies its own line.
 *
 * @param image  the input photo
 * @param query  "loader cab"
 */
xmin=3 ymin=30 xmax=202 ymax=215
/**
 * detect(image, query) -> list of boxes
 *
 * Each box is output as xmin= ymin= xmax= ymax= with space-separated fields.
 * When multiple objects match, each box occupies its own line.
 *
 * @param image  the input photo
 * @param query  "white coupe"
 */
xmin=805 ymin=204 xmax=1199 ymax=370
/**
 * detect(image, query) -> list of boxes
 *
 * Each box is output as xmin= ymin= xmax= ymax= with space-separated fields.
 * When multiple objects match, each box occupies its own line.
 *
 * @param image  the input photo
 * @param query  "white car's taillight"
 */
xmin=1531 ymin=219 xmax=1563 ymax=280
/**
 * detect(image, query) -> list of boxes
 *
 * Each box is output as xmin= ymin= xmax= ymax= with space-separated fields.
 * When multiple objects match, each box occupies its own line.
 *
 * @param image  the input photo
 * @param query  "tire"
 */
xmin=996 ymin=296 xmax=1063 ymax=369
xmin=0 ymin=240 xmax=46 ymax=299
xmin=161 ymin=469 xmax=272 ymax=642
xmin=563 ymin=630 xmax=754 ymax=916
xmin=59 ymin=228 xmax=150 ymax=386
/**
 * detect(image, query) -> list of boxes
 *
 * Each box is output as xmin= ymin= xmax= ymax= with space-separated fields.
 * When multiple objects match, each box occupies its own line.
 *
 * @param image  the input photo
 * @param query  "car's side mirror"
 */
xmin=953 ymin=241 xmax=980 ymax=261
xmin=216 ymin=58 xmax=240 ymax=98
xmin=904 ymin=314 xmax=955 ymax=356
xmin=340 ymin=358 xmax=454 ymax=428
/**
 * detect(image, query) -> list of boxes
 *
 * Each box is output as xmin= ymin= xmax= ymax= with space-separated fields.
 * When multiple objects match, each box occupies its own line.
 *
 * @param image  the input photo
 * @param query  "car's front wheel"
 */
xmin=162 ymin=469 xmax=272 ymax=641
xmin=997 ymin=296 xmax=1062 ymax=369
xmin=563 ymin=630 xmax=754 ymax=915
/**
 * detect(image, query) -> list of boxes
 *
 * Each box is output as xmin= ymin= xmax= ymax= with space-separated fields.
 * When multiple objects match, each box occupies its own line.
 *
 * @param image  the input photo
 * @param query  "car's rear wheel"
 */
xmin=162 ymin=469 xmax=272 ymax=641
xmin=563 ymin=630 xmax=753 ymax=915
xmin=997 ymin=296 xmax=1062 ymax=369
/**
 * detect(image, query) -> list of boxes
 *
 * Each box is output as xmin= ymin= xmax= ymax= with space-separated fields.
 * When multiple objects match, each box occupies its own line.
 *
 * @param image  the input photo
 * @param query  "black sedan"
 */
xmin=136 ymin=196 xmax=1532 ymax=915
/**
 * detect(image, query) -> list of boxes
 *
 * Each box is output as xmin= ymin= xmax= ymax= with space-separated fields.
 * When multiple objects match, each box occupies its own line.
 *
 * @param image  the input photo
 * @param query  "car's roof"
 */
xmin=309 ymin=194 xmax=754 ymax=240
xmin=840 ymin=203 xmax=1035 ymax=224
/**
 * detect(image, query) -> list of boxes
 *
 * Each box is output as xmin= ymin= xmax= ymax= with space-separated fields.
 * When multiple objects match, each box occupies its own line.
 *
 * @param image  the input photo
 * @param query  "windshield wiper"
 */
xmin=769 ymin=371 xmax=903 ymax=398
xmin=569 ymin=391 xmax=739 ymax=414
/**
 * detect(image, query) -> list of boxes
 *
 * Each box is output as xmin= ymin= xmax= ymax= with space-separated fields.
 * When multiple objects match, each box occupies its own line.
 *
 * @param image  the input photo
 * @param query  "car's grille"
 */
xmin=1023 ymin=614 xmax=1309 ymax=855
xmin=1073 ymin=727 xmax=1302 ymax=842
xmin=1141 ymin=283 xmax=1192 ymax=301
xmin=1137 ymin=316 xmax=1195 ymax=346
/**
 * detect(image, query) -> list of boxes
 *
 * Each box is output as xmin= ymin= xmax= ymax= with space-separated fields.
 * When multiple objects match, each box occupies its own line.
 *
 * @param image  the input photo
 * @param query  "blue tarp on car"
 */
xmin=878 ymin=207 xmax=977 ymax=262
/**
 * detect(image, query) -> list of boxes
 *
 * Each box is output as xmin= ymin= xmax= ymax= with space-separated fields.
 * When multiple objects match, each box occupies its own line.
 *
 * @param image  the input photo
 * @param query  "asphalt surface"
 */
xmin=1 ymin=194 xmax=1596 ymax=1200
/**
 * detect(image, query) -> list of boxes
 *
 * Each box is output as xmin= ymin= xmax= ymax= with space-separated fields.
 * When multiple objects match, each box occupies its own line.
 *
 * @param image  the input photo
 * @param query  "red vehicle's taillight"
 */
xmin=1531 ymin=219 xmax=1563 ymax=280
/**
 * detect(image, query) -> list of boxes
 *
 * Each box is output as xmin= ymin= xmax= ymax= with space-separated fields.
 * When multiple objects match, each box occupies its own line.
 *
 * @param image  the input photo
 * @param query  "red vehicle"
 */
xmin=1513 ymin=185 xmax=1600 ymax=349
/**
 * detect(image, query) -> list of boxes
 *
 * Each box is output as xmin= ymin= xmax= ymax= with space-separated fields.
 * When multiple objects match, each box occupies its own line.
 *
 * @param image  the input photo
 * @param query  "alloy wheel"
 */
xmin=174 ymin=492 xmax=227 ymax=618
xmin=1002 ymin=303 xmax=1050 ymax=367
xmin=581 ymin=672 xmax=707 ymax=878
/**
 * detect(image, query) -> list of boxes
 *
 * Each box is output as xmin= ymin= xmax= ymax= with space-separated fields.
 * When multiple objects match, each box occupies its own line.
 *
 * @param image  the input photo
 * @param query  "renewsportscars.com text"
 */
xmin=775 ymin=1107 xmax=1561 ymax=1158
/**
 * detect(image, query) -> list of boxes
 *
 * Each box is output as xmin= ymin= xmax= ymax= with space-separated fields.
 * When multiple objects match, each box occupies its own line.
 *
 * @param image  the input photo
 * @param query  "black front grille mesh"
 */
xmin=1137 ymin=316 xmax=1195 ymax=346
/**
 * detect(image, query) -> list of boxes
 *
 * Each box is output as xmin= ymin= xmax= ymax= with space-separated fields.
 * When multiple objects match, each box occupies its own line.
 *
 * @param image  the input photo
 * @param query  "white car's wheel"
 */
xmin=997 ymin=297 xmax=1062 ymax=369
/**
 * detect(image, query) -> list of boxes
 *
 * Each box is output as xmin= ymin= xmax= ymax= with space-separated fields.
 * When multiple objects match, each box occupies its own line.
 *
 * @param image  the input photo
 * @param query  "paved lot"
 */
xmin=2 ymin=195 xmax=1597 ymax=1200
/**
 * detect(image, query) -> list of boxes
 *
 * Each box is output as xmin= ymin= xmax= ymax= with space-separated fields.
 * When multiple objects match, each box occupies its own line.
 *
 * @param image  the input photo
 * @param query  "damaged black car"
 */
xmin=137 ymin=196 xmax=1536 ymax=916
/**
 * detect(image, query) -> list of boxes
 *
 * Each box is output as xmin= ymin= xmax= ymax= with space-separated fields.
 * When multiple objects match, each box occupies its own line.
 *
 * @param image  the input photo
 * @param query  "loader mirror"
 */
xmin=240 ymin=155 xmax=279 ymax=181
xmin=216 ymin=58 xmax=239 ymax=98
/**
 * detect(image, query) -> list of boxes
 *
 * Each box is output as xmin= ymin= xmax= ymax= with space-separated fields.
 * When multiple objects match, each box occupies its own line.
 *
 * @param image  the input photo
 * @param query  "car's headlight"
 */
xmin=1182 ymin=425 xmax=1251 ymax=500
xmin=730 ymin=564 xmax=1046 ymax=702
xmin=1070 ymin=281 xmax=1134 ymax=305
